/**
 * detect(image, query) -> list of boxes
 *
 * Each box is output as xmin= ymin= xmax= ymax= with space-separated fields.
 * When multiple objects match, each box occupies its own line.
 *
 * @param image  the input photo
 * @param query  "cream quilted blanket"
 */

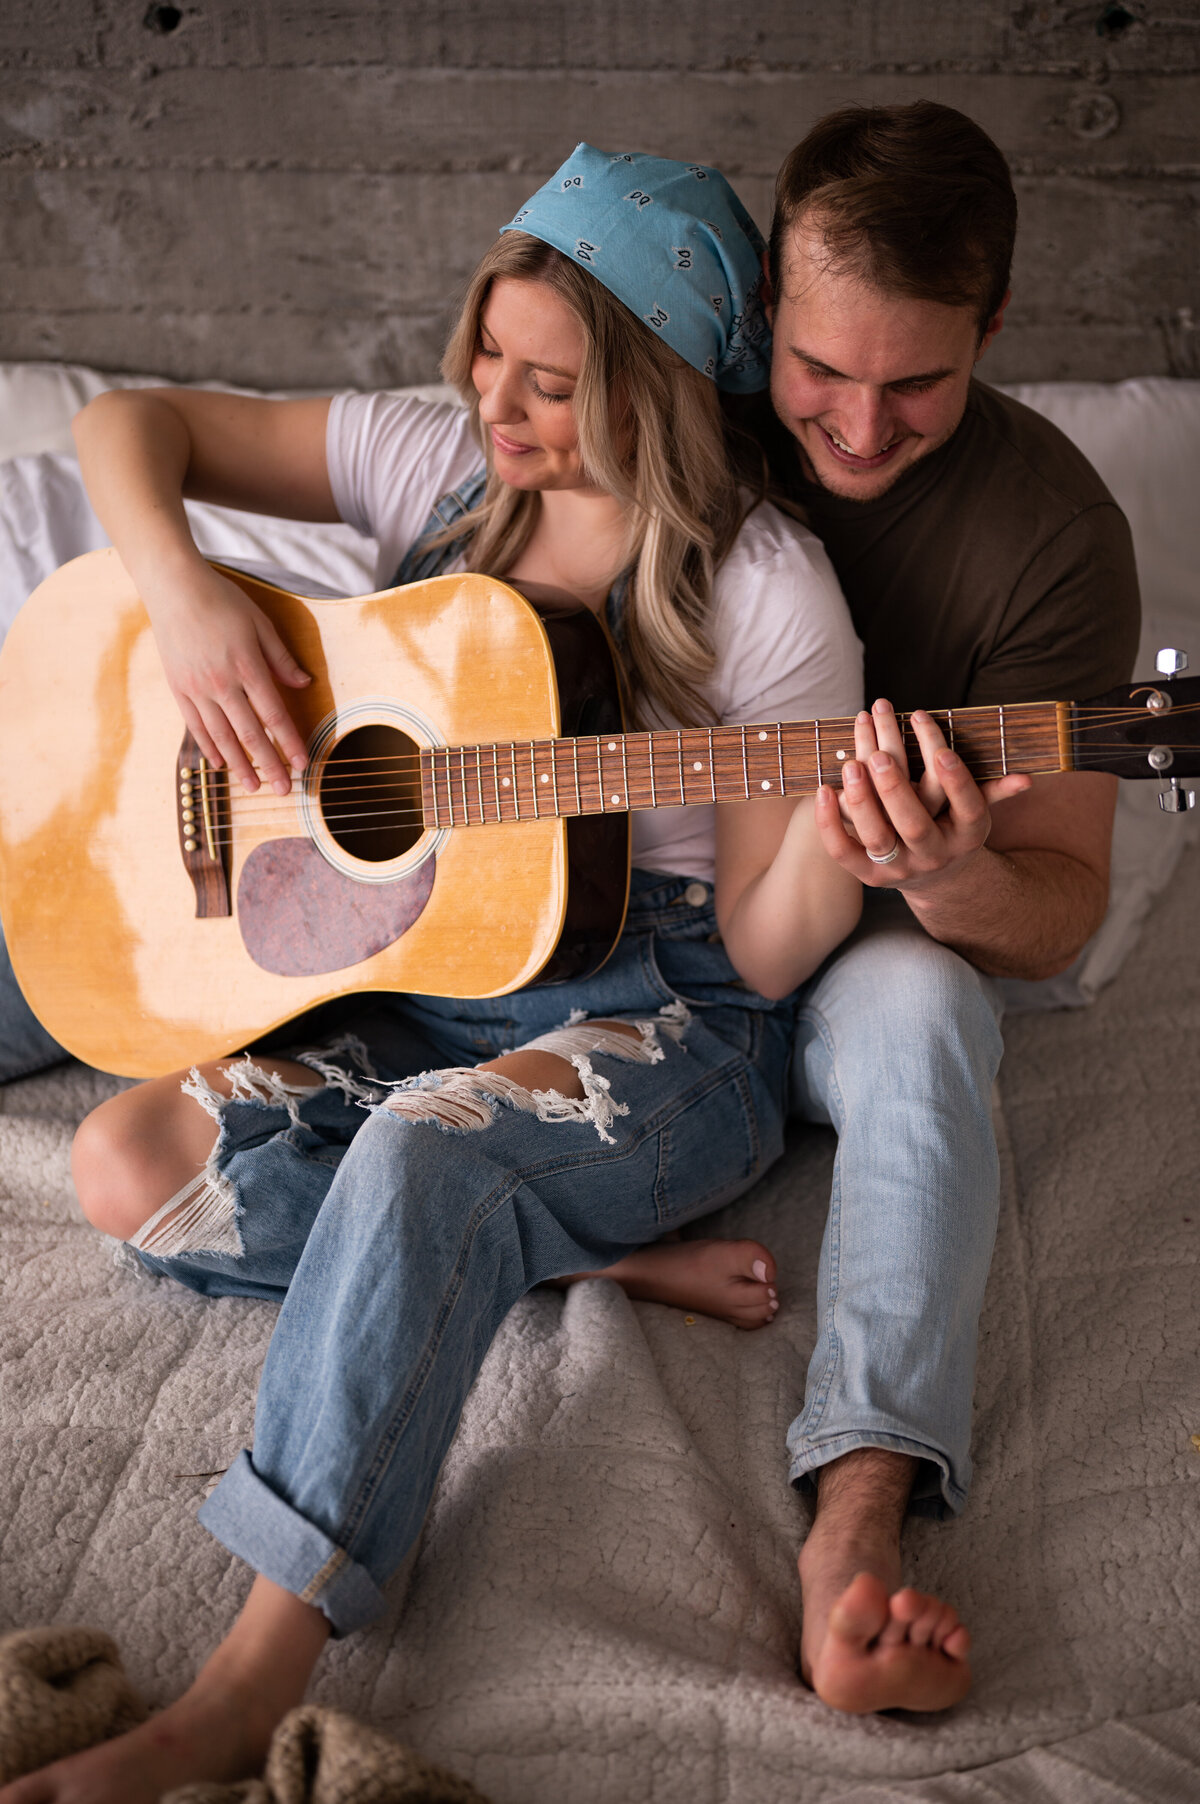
xmin=2 ymin=850 xmax=1198 ymax=1803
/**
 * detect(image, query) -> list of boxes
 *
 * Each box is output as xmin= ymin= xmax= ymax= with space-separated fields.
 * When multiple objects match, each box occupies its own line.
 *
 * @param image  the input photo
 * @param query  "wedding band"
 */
xmin=866 ymin=838 xmax=901 ymax=865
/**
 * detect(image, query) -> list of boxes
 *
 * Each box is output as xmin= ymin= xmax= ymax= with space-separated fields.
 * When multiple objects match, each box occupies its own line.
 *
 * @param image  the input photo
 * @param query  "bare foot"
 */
xmin=0 ymin=1677 xmax=274 ymax=1803
xmin=0 ymin=1575 xmax=329 ymax=1804
xmin=797 ymin=1448 xmax=971 ymax=1714
xmin=799 ymin=1542 xmax=971 ymax=1714
xmin=803 ymin=1571 xmax=970 ymax=1714
xmin=562 ymin=1238 xmax=779 ymax=1329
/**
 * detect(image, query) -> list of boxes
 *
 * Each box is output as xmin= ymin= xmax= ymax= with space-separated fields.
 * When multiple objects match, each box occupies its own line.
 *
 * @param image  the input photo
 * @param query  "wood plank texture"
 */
xmin=3 ymin=70 xmax=1197 ymax=174
xmin=5 ymin=3 xmax=1199 ymax=74
xmin=0 ymin=0 xmax=1196 ymax=384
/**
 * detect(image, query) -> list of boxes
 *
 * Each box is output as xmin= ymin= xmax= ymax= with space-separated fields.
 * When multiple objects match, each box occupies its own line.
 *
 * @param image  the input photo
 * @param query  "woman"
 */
xmin=4 ymin=147 xmax=862 ymax=1802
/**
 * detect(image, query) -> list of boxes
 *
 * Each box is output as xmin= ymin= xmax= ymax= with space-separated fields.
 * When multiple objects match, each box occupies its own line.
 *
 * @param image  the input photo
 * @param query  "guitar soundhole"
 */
xmin=319 ymin=723 xmax=424 ymax=864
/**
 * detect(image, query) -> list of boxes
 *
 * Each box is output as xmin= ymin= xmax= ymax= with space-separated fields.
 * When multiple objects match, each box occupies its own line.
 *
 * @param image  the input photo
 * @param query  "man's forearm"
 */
xmin=901 ymin=845 xmax=1109 ymax=980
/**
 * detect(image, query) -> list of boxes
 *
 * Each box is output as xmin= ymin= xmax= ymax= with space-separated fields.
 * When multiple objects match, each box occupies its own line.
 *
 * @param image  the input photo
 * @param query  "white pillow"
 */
xmin=0 ymin=359 xmax=456 ymax=462
xmin=996 ymin=380 xmax=1200 ymax=1008
xmin=0 ymin=363 xmax=457 ymax=639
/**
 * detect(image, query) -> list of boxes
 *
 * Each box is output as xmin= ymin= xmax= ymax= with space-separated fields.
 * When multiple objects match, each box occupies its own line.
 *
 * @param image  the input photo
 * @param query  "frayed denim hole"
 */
xmin=376 ymin=1059 xmax=632 ymax=1145
xmin=371 ymin=1071 xmax=506 ymax=1138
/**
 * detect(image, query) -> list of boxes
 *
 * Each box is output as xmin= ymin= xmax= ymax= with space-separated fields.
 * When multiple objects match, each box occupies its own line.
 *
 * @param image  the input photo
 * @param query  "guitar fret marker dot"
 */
xmin=539 ymin=773 xmax=549 ymax=784
xmin=501 ymin=777 xmax=511 ymax=787
xmin=611 ymin=794 xmax=621 ymax=805
xmin=761 ymin=780 xmax=771 ymax=789
xmin=836 ymin=749 xmax=846 ymax=760
xmin=758 ymin=731 xmax=768 ymax=741
xmin=692 ymin=761 xmax=703 ymax=771
xmin=607 ymin=742 xmax=617 ymax=751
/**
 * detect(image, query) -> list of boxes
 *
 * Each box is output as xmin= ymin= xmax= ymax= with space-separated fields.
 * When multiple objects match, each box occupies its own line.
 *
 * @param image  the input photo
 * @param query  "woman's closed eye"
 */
xmin=476 ymin=345 xmax=571 ymax=404
xmin=529 ymin=376 xmax=572 ymax=404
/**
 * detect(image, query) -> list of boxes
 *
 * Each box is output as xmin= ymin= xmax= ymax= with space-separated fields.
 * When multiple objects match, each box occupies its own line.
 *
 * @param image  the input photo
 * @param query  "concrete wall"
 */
xmin=1 ymin=1 xmax=1197 ymax=388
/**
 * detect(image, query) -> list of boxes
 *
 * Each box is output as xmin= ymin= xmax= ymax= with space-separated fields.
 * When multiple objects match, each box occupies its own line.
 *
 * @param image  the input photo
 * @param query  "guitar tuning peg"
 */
xmin=1159 ymin=778 xmax=1196 ymax=814
xmin=1153 ymin=650 xmax=1195 ymax=812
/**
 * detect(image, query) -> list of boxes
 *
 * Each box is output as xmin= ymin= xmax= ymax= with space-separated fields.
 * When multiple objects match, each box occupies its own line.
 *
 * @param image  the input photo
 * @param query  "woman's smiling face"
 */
xmin=471 ymin=277 xmax=602 ymax=492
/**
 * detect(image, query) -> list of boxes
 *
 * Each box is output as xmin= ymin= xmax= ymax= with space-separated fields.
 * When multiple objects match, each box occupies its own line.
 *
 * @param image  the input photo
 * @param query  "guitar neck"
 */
xmin=421 ymin=700 xmax=1071 ymax=828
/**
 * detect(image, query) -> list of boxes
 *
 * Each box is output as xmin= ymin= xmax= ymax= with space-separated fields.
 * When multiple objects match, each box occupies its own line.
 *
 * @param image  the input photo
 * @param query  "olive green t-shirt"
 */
xmin=750 ymin=379 xmax=1141 ymax=713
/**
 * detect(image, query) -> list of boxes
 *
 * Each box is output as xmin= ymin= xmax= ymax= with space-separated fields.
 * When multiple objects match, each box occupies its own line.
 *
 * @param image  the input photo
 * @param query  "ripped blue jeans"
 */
xmin=131 ymin=871 xmax=794 ymax=1634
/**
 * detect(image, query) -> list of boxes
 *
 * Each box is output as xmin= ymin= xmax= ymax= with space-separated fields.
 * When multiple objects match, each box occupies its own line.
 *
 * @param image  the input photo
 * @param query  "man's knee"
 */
xmin=795 ymin=925 xmax=1003 ymax=1121
xmin=825 ymin=927 xmax=997 ymax=1051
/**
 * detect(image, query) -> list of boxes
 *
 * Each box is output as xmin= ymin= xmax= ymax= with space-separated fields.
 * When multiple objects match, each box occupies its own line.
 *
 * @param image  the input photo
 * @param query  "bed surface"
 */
xmin=2 ymin=845 xmax=1198 ymax=1802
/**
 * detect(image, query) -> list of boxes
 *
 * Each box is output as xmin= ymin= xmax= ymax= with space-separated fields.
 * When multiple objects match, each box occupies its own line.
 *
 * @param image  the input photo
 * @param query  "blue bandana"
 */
xmin=500 ymin=144 xmax=771 ymax=394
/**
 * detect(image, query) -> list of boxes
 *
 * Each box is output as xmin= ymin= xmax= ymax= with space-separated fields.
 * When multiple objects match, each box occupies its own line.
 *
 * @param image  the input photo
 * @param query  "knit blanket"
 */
xmin=2 ymin=840 xmax=1197 ymax=1801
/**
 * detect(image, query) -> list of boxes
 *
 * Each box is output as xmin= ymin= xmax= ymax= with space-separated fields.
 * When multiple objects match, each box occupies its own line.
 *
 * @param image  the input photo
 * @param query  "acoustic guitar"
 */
xmin=0 ymin=550 xmax=1196 ymax=1079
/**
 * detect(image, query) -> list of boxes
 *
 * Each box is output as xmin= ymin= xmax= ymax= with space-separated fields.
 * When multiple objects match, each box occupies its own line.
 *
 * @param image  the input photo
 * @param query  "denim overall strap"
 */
xmin=391 ymin=470 xmax=487 ymax=586
xmin=391 ymin=473 xmax=635 ymax=644
xmin=604 ymin=568 xmax=631 ymax=653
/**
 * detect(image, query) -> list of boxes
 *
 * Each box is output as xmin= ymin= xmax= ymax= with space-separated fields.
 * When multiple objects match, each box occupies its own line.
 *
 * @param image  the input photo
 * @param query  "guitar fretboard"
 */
xmin=420 ymin=702 xmax=1068 ymax=828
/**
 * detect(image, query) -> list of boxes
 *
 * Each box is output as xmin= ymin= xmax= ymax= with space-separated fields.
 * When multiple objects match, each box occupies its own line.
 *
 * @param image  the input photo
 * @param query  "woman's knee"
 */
xmin=73 ymin=1054 xmax=323 ymax=1241
xmin=72 ymin=1072 xmax=218 ymax=1240
xmin=73 ymin=1099 xmax=164 ymax=1239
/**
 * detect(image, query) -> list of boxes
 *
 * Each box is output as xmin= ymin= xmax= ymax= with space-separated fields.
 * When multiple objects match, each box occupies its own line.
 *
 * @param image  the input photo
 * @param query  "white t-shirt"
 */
xmin=327 ymin=392 xmax=863 ymax=885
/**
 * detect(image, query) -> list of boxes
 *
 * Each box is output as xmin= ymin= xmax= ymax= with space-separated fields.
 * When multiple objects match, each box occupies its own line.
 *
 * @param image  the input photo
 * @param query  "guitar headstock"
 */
xmin=1072 ymin=659 xmax=1200 ymax=793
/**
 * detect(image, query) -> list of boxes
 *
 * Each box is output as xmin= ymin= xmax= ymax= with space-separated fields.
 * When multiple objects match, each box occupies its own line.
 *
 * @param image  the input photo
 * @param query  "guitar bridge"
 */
xmin=176 ymin=732 xmax=231 ymax=917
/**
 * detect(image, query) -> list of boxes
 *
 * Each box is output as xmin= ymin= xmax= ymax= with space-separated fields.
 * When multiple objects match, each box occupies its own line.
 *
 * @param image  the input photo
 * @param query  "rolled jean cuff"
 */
xmin=788 ymin=1429 xmax=968 ymax=1521
xmin=197 ymin=1450 xmax=385 ymax=1635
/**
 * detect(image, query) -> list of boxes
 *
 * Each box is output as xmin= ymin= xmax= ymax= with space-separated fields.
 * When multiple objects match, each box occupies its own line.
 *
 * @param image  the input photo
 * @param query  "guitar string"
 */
xmin=221 ymin=745 xmax=1072 ymax=803
xmin=223 ymin=715 xmax=1196 ymax=793
xmin=220 ymin=718 xmax=1196 ymax=784
xmin=189 ymin=760 xmax=1088 ymax=847
xmin=177 ymin=700 xmax=1200 ymax=837
xmin=214 ymin=734 xmax=1200 ymax=823
xmin=206 ymin=699 xmax=1200 ymax=791
xmin=218 ymin=741 xmax=1200 ymax=818
xmin=189 ymin=698 xmax=1200 ymax=769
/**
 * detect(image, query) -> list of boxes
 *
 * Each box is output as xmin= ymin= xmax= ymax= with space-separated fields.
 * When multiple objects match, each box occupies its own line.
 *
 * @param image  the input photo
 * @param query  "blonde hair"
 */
xmin=439 ymin=233 xmax=753 ymax=728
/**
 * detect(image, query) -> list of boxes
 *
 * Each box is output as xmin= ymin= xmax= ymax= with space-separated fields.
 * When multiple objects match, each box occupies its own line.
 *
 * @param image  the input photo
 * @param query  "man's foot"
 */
xmin=562 ymin=1238 xmax=779 ymax=1328
xmin=798 ymin=1449 xmax=971 ymax=1714
xmin=0 ymin=1676 xmax=275 ymax=1803
xmin=803 ymin=1570 xmax=971 ymax=1714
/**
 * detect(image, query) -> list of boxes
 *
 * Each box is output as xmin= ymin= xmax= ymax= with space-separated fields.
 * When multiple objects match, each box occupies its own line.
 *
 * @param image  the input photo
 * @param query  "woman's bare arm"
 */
xmin=72 ymin=389 xmax=336 ymax=793
xmin=715 ymin=792 xmax=862 ymax=999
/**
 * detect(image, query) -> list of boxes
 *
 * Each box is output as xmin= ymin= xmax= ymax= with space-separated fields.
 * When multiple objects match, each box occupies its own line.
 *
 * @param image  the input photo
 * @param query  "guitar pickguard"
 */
xmin=237 ymin=838 xmax=436 ymax=977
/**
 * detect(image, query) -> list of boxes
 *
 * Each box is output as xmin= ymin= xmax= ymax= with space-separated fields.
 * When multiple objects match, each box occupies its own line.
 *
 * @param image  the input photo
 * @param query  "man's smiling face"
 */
xmin=768 ymin=218 xmax=1007 ymax=502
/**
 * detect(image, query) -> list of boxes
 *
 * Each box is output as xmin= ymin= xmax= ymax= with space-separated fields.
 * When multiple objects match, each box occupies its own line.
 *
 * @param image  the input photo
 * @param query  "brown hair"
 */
xmin=439 ymin=232 xmax=754 ymax=729
xmin=769 ymin=101 xmax=1017 ymax=333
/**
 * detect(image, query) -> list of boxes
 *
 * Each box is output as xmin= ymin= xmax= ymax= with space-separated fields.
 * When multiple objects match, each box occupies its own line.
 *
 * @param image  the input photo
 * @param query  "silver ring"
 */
xmin=865 ymin=838 xmax=901 ymax=865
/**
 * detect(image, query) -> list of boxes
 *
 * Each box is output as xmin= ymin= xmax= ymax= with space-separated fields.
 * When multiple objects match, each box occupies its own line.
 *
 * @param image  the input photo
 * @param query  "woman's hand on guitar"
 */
xmin=149 ymin=565 xmax=311 ymax=795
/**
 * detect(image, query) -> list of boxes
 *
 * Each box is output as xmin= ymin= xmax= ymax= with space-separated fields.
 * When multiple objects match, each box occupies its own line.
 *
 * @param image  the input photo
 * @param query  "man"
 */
xmin=751 ymin=101 xmax=1139 ymax=1713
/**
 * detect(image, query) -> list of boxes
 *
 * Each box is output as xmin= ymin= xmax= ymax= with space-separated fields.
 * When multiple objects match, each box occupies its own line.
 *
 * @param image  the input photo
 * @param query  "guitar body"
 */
xmin=0 ymin=552 xmax=628 ymax=1078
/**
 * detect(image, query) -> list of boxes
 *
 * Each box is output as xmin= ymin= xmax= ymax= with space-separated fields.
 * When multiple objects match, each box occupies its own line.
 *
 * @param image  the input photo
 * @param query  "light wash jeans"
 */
xmin=786 ymin=890 xmax=1005 ymax=1518
xmin=131 ymin=871 xmax=796 ymax=1634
